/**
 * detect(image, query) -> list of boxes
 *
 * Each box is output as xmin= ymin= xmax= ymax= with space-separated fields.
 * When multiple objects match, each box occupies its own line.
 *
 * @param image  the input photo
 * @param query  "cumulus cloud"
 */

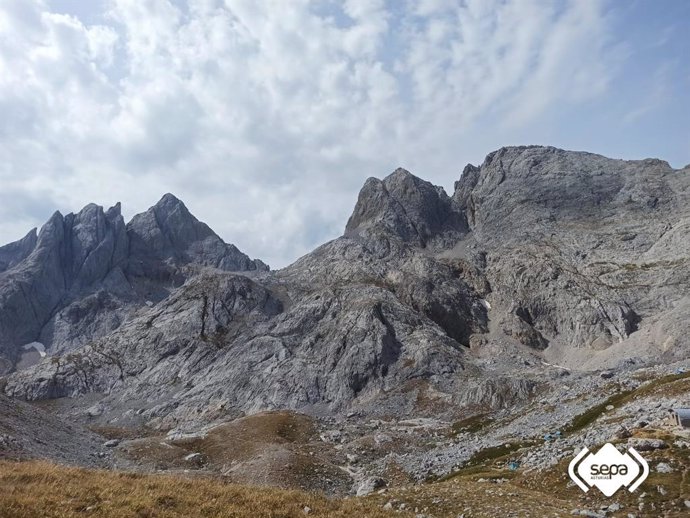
xmin=0 ymin=0 xmax=635 ymax=266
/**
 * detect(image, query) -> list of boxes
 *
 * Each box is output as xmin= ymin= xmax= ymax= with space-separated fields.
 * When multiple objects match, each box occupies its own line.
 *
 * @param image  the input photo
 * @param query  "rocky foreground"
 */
xmin=1 ymin=146 xmax=690 ymax=515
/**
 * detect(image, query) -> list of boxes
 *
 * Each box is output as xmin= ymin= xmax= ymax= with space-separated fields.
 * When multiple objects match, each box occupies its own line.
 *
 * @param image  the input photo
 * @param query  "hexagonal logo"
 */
xmin=568 ymin=443 xmax=649 ymax=497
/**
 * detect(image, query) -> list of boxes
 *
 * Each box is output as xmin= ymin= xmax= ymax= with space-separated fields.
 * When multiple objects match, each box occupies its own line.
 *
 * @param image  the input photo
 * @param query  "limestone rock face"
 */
xmin=346 ymin=168 xmax=467 ymax=248
xmin=0 ymin=229 xmax=38 ymax=273
xmin=453 ymin=146 xmax=677 ymax=243
xmin=127 ymin=193 xmax=267 ymax=282
xmin=452 ymin=146 xmax=690 ymax=364
xmin=3 ymin=146 xmax=690 ymax=432
xmin=0 ymin=205 xmax=128 ymax=372
xmin=0 ymin=196 xmax=266 ymax=373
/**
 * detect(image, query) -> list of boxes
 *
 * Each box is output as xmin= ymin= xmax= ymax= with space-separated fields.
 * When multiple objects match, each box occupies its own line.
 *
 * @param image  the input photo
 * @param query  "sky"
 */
xmin=0 ymin=0 xmax=688 ymax=268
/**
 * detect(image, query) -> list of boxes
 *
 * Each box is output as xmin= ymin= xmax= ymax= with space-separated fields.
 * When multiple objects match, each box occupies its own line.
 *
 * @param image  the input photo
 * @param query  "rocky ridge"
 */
xmin=4 ymin=146 xmax=690 ymax=424
xmin=0 ymin=194 xmax=266 ymax=374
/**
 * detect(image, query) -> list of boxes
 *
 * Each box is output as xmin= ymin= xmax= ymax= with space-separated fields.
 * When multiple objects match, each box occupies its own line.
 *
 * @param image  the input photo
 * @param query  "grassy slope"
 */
xmin=4 ymin=447 xmax=689 ymax=518
xmin=3 ymin=374 xmax=690 ymax=517
xmin=0 ymin=461 xmax=392 ymax=518
xmin=0 ymin=460 xmax=595 ymax=518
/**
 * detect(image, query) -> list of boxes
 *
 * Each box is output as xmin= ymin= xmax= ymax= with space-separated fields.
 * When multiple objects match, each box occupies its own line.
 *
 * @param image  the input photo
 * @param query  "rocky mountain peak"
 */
xmin=385 ymin=167 xmax=415 ymax=182
xmin=105 ymin=201 xmax=122 ymax=218
xmin=453 ymin=145 xmax=678 ymax=238
xmin=0 ymin=228 xmax=38 ymax=274
xmin=0 ymin=195 xmax=267 ymax=374
xmin=127 ymin=194 xmax=267 ymax=279
xmin=136 ymin=193 xmax=198 ymax=230
xmin=345 ymin=168 xmax=467 ymax=248
xmin=38 ymin=210 xmax=64 ymax=237
xmin=147 ymin=194 xmax=199 ymax=231
xmin=2 ymin=147 xmax=690 ymax=513
xmin=157 ymin=192 xmax=185 ymax=208
xmin=64 ymin=202 xmax=129 ymax=288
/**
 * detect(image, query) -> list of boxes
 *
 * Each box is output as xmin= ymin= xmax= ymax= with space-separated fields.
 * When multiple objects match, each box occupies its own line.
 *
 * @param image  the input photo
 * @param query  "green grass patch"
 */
xmin=562 ymin=389 xmax=634 ymax=435
xmin=450 ymin=413 xmax=494 ymax=435
xmin=633 ymin=369 xmax=690 ymax=397
xmin=463 ymin=441 xmax=537 ymax=468
xmin=434 ymin=440 xmax=539 ymax=483
xmin=563 ymin=370 xmax=690 ymax=435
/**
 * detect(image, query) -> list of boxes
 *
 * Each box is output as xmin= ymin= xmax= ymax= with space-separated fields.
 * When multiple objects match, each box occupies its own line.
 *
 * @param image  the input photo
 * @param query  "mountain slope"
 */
xmin=452 ymin=146 xmax=690 ymax=367
xmin=0 ymin=393 xmax=110 ymax=466
xmin=2 ymin=145 xmax=690 ymax=433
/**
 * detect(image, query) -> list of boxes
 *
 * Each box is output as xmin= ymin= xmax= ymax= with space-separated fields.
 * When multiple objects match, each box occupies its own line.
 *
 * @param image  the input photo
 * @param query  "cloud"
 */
xmin=0 ymin=0 xmax=635 ymax=267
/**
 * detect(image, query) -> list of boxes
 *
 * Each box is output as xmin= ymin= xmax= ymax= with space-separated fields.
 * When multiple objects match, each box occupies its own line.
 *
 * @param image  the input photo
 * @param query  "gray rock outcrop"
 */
xmin=2 ymin=145 xmax=690 ymax=434
xmin=346 ymin=168 xmax=467 ymax=248
xmin=0 ymin=228 xmax=38 ymax=273
xmin=0 ymin=195 xmax=266 ymax=374
xmin=127 ymin=193 xmax=267 ymax=284
xmin=452 ymin=146 xmax=690 ymax=366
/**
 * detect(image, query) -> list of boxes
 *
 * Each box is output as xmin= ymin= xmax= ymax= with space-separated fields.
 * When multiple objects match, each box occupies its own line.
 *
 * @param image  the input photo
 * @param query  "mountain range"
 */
xmin=2 ymin=146 xmax=689 ymax=425
xmin=1 ymin=146 xmax=689 ymax=508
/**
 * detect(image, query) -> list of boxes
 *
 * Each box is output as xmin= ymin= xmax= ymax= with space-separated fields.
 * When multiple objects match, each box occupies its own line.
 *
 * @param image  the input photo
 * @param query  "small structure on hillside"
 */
xmin=670 ymin=408 xmax=690 ymax=428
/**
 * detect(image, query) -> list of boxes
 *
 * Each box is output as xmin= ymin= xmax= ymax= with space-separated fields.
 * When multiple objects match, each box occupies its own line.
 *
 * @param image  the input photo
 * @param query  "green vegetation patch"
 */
xmin=562 ymin=389 xmax=634 ymax=435
xmin=450 ymin=413 xmax=494 ymax=435
xmin=563 ymin=370 xmax=690 ymax=435
xmin=436 ymin=440 xmax=539 ymax=482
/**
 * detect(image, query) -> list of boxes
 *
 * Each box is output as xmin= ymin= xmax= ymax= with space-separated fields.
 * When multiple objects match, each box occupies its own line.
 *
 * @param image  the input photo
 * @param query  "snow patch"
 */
xmin=480 ymin=299 xmax=492 ymax=310
xmin=22 ymin=341 xmax=46 ymax=358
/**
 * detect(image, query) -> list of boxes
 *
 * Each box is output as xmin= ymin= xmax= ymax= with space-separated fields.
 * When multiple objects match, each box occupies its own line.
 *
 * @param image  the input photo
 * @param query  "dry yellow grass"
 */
xmin=118 ymin=411 xmax=350 ymax=493
xmin=0 ymin=461 xmax=395 ymax=518
xmin=3 ymin=419 xmax=689 ymax=518
xmin=176 ymin=411 xmax=317 ymax=464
